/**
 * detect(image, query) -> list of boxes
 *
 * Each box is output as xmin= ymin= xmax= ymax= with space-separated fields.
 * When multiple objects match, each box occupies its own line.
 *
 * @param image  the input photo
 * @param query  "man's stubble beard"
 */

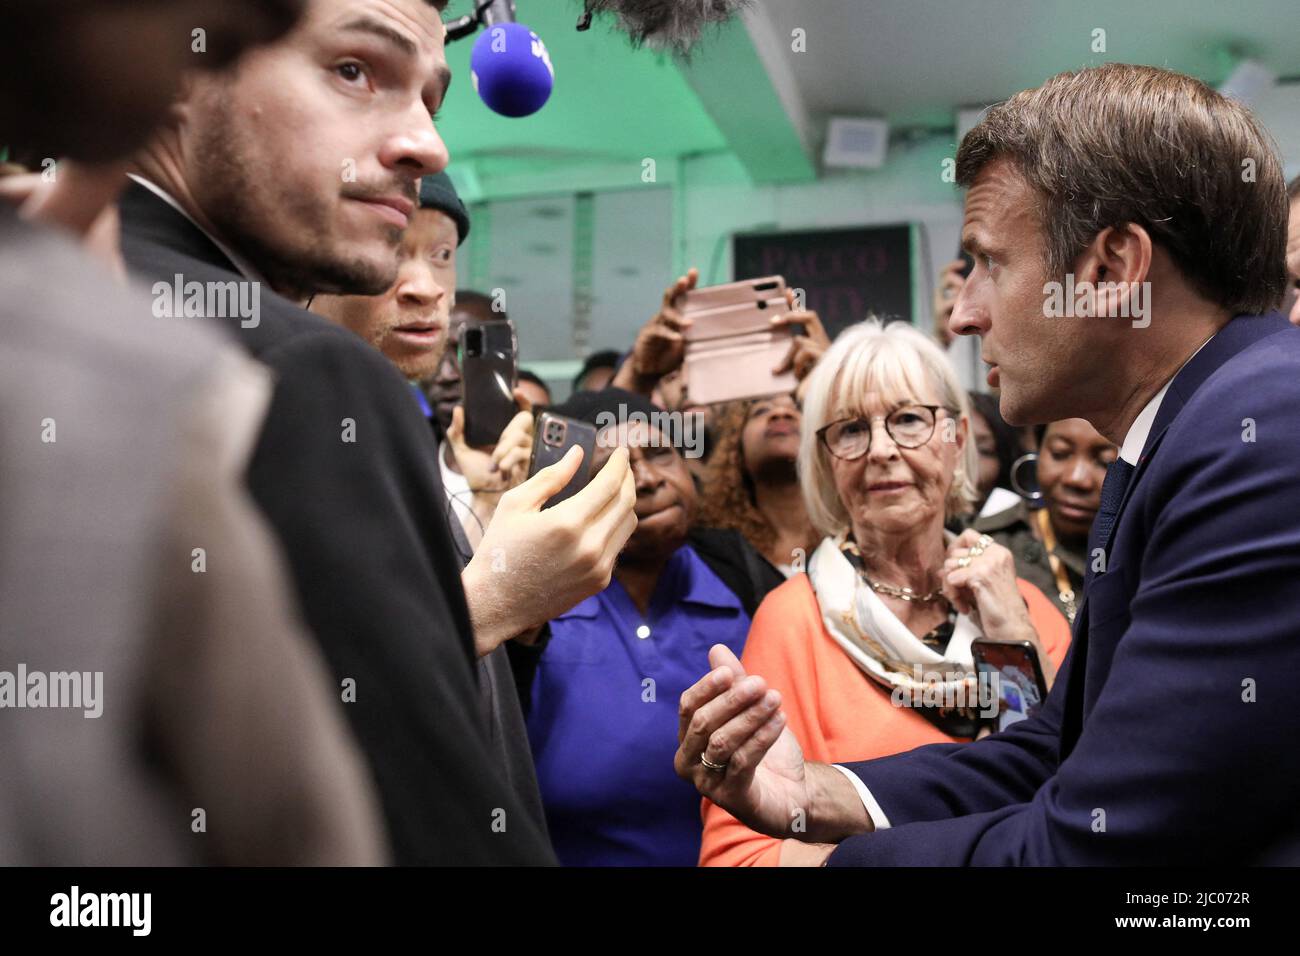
xmin=386 ymin=338 xmax=445 ymax=383
xmin=190 ymin=98 xmax=399 ymax=301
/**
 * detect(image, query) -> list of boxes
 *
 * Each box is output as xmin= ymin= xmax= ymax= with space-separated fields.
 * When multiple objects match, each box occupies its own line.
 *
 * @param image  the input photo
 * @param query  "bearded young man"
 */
xmin=119 ymin=0 xmax=636 ymax=865
xmin=312 ymin=172 xmax=553 ymax=831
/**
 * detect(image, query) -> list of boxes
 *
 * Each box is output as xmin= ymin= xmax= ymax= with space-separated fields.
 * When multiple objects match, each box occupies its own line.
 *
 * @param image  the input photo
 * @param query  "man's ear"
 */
xmin=166 ymin=69 xmax=213 ymax=130
xmin=1071 ymin=222 xmax=1153 ymax=318
xmin=954 ymin=412 xmax=968 ymax=453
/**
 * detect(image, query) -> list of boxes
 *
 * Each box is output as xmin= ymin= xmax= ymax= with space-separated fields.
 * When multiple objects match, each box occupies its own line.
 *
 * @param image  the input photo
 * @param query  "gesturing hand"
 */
xmin=674 ymin=645 xmax=871 ymax=844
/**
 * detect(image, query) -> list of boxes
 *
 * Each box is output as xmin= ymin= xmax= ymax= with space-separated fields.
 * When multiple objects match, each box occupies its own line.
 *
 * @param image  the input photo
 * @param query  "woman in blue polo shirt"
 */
xmin=523 ymin=389 xmax=782 ymax=866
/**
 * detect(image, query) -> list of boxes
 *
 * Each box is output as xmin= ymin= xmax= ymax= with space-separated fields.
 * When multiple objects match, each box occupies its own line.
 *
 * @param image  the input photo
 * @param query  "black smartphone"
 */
xmin=971 ymin=638 xmax=1049 ymax=732
xmin=459 ymin=319 xmax=518 ymax=447
xmin=528 ymin=411 xmax=596 ymax=509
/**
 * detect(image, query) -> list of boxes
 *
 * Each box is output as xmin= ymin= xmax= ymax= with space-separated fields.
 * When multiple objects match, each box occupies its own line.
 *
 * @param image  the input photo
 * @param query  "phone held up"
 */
xmin=527 ymin=411 xmax=597 ymax=509
xmin=458 ymin=319 xmax=518 ymax=448
xmin=680 ymin=275 xmax=799 ymax=406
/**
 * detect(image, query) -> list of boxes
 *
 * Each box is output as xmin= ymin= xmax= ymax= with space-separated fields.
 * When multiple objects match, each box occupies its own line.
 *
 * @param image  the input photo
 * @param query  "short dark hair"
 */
xmin=968 ymin=391 xmax=1021 ymax=493
xmin=517 ymin=368 xmax=551 ymax=400
xmin=957 ymin=63 xmax=1286 ymax=314
xmin=453 ymin=289 xmax=506 ymax=323
xmin=572 ymin=349 xmax=623 ymax=391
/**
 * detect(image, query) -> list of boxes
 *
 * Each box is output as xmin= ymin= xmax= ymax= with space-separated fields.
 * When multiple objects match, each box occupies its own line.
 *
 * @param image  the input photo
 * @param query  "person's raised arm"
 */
xmin=611 ymin=267 xmax=698 ymax=396
xmin=444 ymin=387 xmax=535 ymax=546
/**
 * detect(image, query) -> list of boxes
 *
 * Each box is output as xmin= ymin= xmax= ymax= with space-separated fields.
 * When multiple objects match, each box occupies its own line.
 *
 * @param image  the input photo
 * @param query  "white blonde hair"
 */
xmin=798 ymin=318 xmax=979 ymax=538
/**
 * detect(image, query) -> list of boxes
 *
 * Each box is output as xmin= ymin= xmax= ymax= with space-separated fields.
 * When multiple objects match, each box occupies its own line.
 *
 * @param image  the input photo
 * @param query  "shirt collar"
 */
xmin=555 ymin=545 xmax=743 ymax=620
xmin=674 ymin=545 xmax=745 ymax=612
xmin=126 ymin=174 xmax=267 ymax=286
xmin=1118 ymin=332 xmax=1216 ymax=465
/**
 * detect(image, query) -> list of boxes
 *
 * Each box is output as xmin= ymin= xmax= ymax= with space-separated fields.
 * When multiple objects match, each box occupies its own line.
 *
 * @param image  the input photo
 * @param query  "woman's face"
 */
xmin=827 ymin=387 xmax=965 ymax=539
xmin=741 ymin=393 xmax=801 ymax=478
xmin=1037 ymin=418 xmax=1117 ymax=540
xmin=970 ymin=410 xmax=1001 ymax=505
xmin=592 ymin=420 xmax=696 ymax=563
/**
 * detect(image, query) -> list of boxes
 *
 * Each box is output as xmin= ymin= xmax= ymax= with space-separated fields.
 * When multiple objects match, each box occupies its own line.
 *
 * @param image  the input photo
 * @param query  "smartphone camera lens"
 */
xmin=544 ymin=420 xmax=566 ymax=447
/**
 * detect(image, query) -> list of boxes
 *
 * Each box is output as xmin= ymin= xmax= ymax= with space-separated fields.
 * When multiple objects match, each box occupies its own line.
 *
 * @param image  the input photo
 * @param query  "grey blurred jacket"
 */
xmin=0 ymin=207 xmax=384 ymax=864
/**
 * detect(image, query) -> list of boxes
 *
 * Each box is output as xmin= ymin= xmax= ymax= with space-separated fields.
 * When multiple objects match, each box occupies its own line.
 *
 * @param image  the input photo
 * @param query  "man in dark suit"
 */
xmin=120 ymin=0 xmax=635 ymax=864
xmin=674 ymin=63 xmax=1300 ymax=864
xmin=310 ymin=172 xmax=551 ymax=835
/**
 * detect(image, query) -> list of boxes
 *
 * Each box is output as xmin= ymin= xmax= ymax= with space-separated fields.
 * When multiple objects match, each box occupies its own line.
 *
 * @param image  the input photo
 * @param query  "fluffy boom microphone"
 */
xmin=580 ymin=0 xmax=753 ymax=51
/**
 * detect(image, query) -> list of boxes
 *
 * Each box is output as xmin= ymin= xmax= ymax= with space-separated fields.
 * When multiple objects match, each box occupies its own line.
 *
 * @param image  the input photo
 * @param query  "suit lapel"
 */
xmin=118 ymin=181 xmax=243 ymax=276
xmin=1057 ymin=313 xmax=1293 ymax=756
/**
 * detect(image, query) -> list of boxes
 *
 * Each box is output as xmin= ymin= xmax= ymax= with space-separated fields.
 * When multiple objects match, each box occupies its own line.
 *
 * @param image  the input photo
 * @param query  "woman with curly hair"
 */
xmin=695 ymin=394 xmax=820 ymax=577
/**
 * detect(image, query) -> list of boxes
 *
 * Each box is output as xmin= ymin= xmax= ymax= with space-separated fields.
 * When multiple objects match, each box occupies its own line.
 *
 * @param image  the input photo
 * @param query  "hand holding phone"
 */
xmin=527 ymin=412 xmax=597 ymax=509
xmin=769 ymin=287 xmax=831 ymax=383
xmin=630 ymin=268 xmax=698 ymax=380
xmin=446 ymin=389 xmax=535 ymax=494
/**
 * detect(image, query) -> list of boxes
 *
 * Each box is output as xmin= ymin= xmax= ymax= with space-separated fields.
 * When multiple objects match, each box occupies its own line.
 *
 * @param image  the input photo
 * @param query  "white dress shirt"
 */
xmin=438 ymin=440 xmax=476 ymax=542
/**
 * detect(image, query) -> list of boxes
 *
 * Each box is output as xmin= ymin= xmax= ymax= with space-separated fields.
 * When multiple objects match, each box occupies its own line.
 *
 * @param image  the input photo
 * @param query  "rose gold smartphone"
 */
xmin=680 ymin=275 xmax=798 ymax=405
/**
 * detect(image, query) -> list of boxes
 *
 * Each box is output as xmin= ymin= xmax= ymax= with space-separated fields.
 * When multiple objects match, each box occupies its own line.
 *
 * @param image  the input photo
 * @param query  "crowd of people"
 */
xmin=4 ymin=0 xmax=1300 ymax=867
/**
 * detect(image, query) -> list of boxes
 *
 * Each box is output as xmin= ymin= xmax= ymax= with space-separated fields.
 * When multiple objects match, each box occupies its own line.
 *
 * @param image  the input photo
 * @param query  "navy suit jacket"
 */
xmin=830 ymin=313 xmax=1300 ymax=865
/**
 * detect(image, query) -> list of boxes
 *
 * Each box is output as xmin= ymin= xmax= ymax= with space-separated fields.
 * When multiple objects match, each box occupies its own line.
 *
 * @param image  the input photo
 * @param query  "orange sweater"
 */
xmin=698 ymin=572 xmax=1072 ymax=866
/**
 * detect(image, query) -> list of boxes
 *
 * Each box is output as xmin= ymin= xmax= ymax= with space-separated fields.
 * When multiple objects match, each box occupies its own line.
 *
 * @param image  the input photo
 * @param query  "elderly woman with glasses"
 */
xmin=698 ymin=319 xmax=1072 ymax=866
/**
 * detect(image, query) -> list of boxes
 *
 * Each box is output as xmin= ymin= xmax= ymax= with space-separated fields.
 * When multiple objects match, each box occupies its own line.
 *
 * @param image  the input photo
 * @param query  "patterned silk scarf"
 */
xmin=806 ymin=533 xmax=984 ymax=738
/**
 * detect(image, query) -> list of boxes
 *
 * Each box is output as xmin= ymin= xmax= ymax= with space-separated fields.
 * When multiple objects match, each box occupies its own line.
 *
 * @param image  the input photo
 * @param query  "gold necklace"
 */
xmin=844 ymin=537 xmax=948 ymax=603
xmin=861 ymin=573 xmax=947 ymax=604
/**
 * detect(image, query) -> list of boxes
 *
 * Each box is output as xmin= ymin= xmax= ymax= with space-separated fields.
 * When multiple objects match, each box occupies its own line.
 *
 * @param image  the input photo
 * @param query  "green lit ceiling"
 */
xmin=437 ymin=2 xmax=815 ymax=200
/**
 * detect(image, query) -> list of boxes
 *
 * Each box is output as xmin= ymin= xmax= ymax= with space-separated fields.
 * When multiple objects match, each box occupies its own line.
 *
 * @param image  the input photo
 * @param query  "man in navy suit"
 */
xmin=674 ymin=62 xmax=1300 ymax=864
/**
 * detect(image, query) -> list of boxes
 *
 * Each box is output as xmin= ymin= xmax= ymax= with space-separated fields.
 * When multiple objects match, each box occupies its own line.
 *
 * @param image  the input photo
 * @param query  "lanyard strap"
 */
xmin=1033 ymin=508 xmax=1077 ymax=623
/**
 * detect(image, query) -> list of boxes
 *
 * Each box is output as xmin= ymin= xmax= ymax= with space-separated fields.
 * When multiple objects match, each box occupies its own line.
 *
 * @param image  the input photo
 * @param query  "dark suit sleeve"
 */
xmin=830 ymin=359 xmax=1300 ymax=865
xmin=248 ymin=330 xmax=554 ymax=864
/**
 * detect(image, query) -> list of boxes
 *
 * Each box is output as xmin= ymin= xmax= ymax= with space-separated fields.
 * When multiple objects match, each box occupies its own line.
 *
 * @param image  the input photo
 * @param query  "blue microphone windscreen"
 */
xmin=470 ymin=22 xmax=555 ymax=118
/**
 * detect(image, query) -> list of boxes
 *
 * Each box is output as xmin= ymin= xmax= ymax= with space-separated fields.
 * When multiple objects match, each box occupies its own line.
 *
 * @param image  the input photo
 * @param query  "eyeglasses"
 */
xmin=816 ymin=404 xmax=956 ymax=460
